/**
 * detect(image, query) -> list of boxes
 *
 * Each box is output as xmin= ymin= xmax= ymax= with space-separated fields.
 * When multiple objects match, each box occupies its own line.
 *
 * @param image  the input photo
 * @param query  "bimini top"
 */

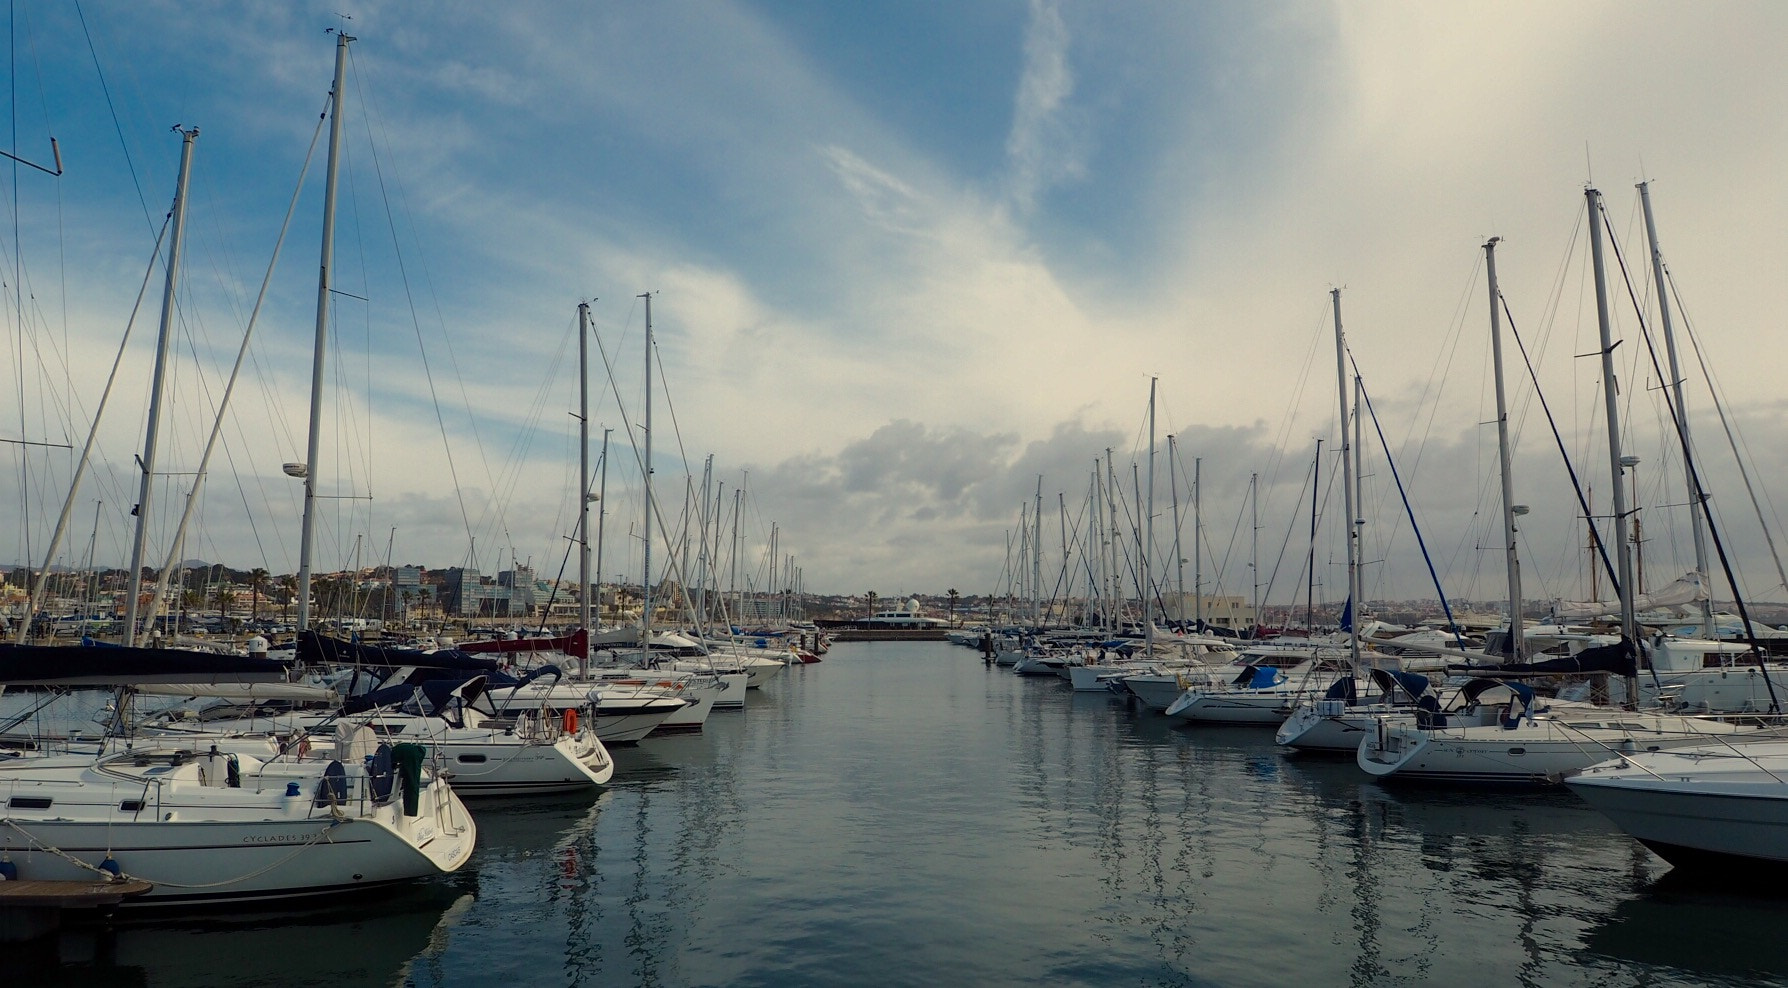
xmin=0 ymin=642 xmax=291 ymax=686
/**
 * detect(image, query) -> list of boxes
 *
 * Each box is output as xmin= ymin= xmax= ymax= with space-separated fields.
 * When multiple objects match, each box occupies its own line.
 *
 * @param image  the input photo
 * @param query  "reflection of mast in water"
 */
xmin=553 ymin=796 xmax=608 ymax=973
xmin=597 ymin=738 xmax=740 ymax=982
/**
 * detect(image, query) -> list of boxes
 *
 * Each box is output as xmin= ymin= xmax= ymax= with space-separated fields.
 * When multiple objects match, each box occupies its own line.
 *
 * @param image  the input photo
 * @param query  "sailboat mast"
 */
xmin=297 ymin=32 xmax=353 ymax=634
xmin=1169 ymin=435 xmax=1184 ymax=620
xmin=1586 ymin=187 xmax=1640 ymax=669
xmin=123 ymin=126 xmax=198 ymax=647
xmin=1331 ymin=288 xmax=1360 ymax=666
xmin=1033 ymin=476 xmax=1043 ymax=627
xmin=1306 ymin=438 xmax=1321 ymax=631
xmin=1145 ymin=376 xmax=1156 ymax=651
xmin=640 ymin=293 xmax=654 ymax=645
xmin=594 ymin=427 xmax=610 ymax=626
xmin=1485 ymin=238 xmax=1524 ymax=660
xmin=1638 ymin=181 xmax=1714 ymax=638
xmin=1249 ymin=472 xmax=1259 ymax=635
xmin=578 ymin=302 xmax=592 ymax=633
xmin=1194 ymin=457 xmax=1202 ymax=630
xmin=1106 ymin=451 xmax=1120 ymax=632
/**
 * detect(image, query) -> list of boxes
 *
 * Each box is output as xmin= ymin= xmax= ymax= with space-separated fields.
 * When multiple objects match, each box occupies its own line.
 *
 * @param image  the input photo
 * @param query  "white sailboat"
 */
xmin=1357 ymin=197 xmax=1767 ymax=784
xmin=1 ymin=36 xmax=478 ymax=904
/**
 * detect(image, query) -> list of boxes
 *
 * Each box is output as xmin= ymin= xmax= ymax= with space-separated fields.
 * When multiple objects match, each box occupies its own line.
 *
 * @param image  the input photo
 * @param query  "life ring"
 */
xmin=562 ymin=708 xmax=579 ymax=734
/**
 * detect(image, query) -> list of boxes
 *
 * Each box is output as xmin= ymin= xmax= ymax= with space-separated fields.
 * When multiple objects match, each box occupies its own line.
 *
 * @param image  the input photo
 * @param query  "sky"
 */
xmin=4 ymin=1 xmax=1788 ymax=616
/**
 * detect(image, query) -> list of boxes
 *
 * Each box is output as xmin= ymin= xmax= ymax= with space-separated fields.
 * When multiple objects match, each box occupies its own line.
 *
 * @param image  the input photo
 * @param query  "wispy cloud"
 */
xmin=1004 ymin=0 xmax=1082 ymax=215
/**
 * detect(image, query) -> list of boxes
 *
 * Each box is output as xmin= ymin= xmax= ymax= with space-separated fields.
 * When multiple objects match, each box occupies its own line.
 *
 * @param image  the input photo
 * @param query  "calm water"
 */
xmin=21 ymin=640 xmax=1788 ymax=987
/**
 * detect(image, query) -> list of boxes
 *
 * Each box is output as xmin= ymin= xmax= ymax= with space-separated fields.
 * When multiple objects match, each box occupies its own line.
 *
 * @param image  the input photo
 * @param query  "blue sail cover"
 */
xmin=342 ymin=675 xmax=489 ymax=717
xmin=1461 ymin=638 xmax=1637 ymax=678
xmin=0 ymin=642 xmax=291 ymax=685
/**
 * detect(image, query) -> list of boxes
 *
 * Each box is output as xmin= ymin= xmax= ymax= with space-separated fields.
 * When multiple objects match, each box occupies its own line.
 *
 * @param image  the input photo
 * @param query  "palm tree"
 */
xmin=212 ymin=584 xmax=236 ymax=619
xmin=248 ymin=567 xmax=270 ymax=622
xmin=277 ymin=574 xmax=298 ymax=623
xmin=865 ymin=591 xmax=878 ymax=619
xmin=947 ymin=588 xmax=960 ymax=628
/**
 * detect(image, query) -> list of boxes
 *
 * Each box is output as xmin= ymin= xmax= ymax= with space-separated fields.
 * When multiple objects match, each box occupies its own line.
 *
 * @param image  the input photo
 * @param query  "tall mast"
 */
xmin=1194 ymin=457 xmax=1202 ymax=630
xmin=1587 ymin=187 xmax=1639 ymax=698
xmin=1485 ymin=238 xmax=1524 ymax=660
xmin=1168 ymin=435 xmax=1184 ymax=626
xmin=1638 ymin=181 xmax=1714 ymax=638
xmin=1144 ymin=376 xmax=1156 ymax=651
xmin=578 ymin=302 xmax=592 ymax=633
xmin=1306 ymin=438 xmax=1321 ymax=631
xmin=1352 ymin=374 xmax=1365 ymax=653
xmin=296 ymin=31 xmax=353 ymax=634
xmin=123 ymin=126 xmax=199 ymax=646
xmin=1033 ymin=476 xmax=1043 ymax=626
xmin=1105 ymin=450 xmax=1119 ymax=632
xmin=696 ymin=454 xmax=714 ymax=628
xmin=640 ymin=293 xmax=654 ymax=646
xmin=1249 ymin=472 xmax=1259 ymax=635
xmin=1331 ymin=288 xmax=1360 ymax=666
xmin=594 ymin=427 xmax=610 ymax=626
xmin=1087 ymin=465 xmax=1101 ymax=629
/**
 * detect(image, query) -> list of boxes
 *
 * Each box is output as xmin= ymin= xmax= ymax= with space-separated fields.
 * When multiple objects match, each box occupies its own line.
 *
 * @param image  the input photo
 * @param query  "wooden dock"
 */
xmin=0 ymin=878 xmax=153 ymax=941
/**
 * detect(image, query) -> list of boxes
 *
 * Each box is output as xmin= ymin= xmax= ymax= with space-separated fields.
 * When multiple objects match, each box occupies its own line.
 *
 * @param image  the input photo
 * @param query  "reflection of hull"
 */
xmin=1585 ymin=877 xmax=1788 ymax=977
xmin=1568 ymin=741 xmax=1788 ymax=871
xmin=78 ymin=887 xmax=476 ymax=986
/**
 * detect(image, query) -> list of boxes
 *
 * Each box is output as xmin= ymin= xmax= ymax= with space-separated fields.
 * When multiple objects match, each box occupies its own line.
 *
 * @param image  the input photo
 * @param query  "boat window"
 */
xmin=8 ymin=796 xmax=52 ymax=809
xmin=457 ymin=754 xmax=488 ymax=764
xmin=1506 ymin=748 xmax=1526 ymax=756
xmin=120 ymin=799 xmax=145 ymax=812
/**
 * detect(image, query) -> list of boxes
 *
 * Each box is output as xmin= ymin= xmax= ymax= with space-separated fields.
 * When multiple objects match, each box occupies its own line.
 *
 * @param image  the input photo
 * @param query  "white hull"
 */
xmin=1568 ymin=741 xmax=1788 ymax=870
xmin=1357 ymin=712 xmax=1761 ymax=785
xmin=1068 ymin=664 xmax=1145 ymax=692
xmin=1642 ymin=665 xmax=1788 ymax=714
xmin=1274 ymin=703 xmax=1386 ymax=751
xmin=710 ymin=673 xmax=749 ymax=709
xmin=1165 ymin=689 xmax=1308 ymax=725
xmin=162 ymin=712 xmax=615 ymax=795
xmin=1120 ymin=673 xmax=1215 ymax=711
xmin=0 ymin=750 xmax=475 ymax=906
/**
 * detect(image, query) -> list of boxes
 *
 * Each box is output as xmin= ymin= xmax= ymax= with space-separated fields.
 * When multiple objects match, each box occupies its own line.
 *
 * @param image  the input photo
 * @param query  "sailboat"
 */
xmin=0 ymin=36 xmax=477 ymax=901
xmin=1357 ymin=194 xmax=1765 ymax=785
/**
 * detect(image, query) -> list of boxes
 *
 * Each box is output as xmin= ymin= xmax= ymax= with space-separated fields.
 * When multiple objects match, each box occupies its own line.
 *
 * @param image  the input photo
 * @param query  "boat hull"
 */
xmin=1568 ymin=742 xmax=1788 ymax=872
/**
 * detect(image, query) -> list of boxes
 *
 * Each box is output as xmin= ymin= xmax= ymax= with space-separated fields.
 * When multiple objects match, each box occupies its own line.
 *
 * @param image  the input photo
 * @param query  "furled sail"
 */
xmin=1547 ymin=571 xmax=1707 ymax=621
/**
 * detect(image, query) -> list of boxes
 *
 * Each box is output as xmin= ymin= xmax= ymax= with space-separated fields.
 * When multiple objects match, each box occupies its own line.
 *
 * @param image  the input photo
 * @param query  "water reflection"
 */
xmin=18 ymin=882 xmax=473 ymax=988
xmin=24 ymin=643 xmax=1788 ymax=987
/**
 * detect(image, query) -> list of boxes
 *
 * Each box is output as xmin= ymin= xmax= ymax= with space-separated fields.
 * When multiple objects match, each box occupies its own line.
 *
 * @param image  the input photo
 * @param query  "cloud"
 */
xmin=1005 ymin=0 xmax=1083 ymax=214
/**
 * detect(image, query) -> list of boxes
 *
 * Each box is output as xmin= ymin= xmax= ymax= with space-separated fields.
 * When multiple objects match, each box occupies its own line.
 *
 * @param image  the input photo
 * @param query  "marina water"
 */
xmin=23 ymin=640 xmax=1788 ymax=987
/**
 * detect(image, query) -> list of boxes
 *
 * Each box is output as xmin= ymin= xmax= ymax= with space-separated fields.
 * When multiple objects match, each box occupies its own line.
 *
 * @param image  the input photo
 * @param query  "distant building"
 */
xmin=1161 ymin=593 xmax=1255 ymax=631
xmin=440 ymin=566 xmax=538 ymax=618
